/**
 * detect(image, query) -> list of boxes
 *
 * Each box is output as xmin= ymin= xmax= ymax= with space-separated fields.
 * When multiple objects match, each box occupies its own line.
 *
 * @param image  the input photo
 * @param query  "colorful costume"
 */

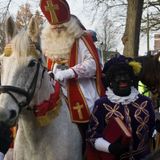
xmin=87 ymin=92 xmax=155 ymax=159
xmin=86 ymin=55 xmax=155 ymax=160
xmin=40 ymin=0 xmax=104 ymax=123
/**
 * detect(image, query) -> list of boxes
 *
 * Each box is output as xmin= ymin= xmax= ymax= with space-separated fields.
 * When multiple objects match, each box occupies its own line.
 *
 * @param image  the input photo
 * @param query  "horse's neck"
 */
xmin=20 ymin=70 xmax=54 ymax=127
xmin=17 ymin=110 xmax=40 ymax=150
xmin=33 ymin=71 xmax=54 ymax=106
xmin=17 ymin=71 xmax=55 ymax=146
xmin=18 ymin=97 xmax=70 ymax=151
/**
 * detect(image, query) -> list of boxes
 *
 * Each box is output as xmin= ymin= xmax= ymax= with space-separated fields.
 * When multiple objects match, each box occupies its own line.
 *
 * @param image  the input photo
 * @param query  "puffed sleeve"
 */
xmin=86 ymin=99 xmax=106 ymax=146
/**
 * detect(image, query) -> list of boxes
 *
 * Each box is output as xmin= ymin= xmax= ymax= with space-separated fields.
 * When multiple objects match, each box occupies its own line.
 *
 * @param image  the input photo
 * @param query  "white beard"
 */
xmin=41 ymin=16 xmax=84 ymax=60
xmin=41 ymin=25 xmax=74 ymax=60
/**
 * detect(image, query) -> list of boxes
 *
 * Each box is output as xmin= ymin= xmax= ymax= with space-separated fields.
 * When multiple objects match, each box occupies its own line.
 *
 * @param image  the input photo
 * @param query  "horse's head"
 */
xmin=0 ymin=16 xmax=51 ymax=126
xmin=136 ymin=53 xmax=160 ymax=96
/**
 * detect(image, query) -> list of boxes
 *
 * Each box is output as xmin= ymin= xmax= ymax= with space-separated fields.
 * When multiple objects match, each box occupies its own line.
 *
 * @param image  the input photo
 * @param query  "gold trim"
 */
xmin=4 ymin=43 xmax=38 ymax=58
xmin=4 ymin=44 xmax=12 ymax=57
xmin=73 ymin=102 xmax=84 ymax=119
xmin=120 ymin=146 xmax=146 ymax=159
xmin=74 ymin=39 xmax=90 ymax=114
xmin=67 ymin=40 xmax=90 ymax=123
xmin=40 ymin=0 xmax=71 ymax=25
xmin=45 ymin=0 xmax=59 ymax=24
xmin=36 ymin=99 xmax=61 ymax=127
xmin=81 ymin=36 xmax=101 ymax=96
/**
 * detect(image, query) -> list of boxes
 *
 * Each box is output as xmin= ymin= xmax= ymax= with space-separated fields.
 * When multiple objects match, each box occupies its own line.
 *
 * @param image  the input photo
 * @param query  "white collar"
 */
xmin=105 ymin=87 xmax=139 ymax=105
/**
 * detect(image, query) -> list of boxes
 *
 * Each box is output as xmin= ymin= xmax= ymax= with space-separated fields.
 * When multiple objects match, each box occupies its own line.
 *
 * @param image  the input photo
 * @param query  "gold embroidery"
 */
xmin=103 ymin=103 xmax=124 ymax=120
xmin=45 ymin=0 xmax=59 ymax=24
xmin=73 ymin=103 xmax=84 ymax=119
xmin=54 ymin=58 xmax=68 ymax=65
xmin=132 ymin=101 xmax=150 ymax=148
xmin=4 ymin=44 xmax=38 ymax=58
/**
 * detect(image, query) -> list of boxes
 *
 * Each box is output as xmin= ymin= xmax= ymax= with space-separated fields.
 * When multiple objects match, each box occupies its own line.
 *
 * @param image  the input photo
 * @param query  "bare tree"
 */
xmin=0 ymin=0 xmax=13 ymax=54
xmin=122 ymin=0 xmax=144 ymax=57
xmin=0 ymin=0 xmax=44 ymax=54
xmin=83 ymin=0 xmax=127 ymax=24
xmin=0 ymin=0 xmax=12 ymax=22
xmin=97 ymin=18 xmax=118 ymax=51
xmin=141 ymin=1 xmax=160 ymax=33
xmin=16 ymin=3 xmax=33 ymax=30
xmin=84 ymin=0 xmax=145 ymax=57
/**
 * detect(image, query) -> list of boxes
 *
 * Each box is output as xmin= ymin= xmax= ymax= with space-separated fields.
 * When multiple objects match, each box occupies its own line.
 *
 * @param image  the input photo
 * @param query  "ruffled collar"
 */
xmin=105 ymin=87 xmax=139 ymax=104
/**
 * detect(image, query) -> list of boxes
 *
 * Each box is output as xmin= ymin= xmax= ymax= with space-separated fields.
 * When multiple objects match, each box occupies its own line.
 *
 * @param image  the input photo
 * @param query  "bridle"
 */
xmin=0 ymin=59 xmax=42 ymax=113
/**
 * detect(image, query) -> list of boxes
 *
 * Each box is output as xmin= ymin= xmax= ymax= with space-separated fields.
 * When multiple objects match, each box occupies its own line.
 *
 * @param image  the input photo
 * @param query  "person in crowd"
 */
xmin=87 ymin=30 xmax=103 ymax=68
xmin=86 ymin=55 xmax=155 ymax=160
xmin=0 ymin=123 xmax=12 ymax=160
xmin=40 ymin=0 xmax=105 ymax=154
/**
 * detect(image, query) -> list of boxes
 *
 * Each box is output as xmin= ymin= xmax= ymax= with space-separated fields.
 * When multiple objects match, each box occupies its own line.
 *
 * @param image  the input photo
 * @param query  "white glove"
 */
xmin=94 ymin=138 xmax=110 ymax=153
xmin=0 ymin=152 xmax=4 ymax=160
xmin=54 ymin=68 xmax=75 ymax=81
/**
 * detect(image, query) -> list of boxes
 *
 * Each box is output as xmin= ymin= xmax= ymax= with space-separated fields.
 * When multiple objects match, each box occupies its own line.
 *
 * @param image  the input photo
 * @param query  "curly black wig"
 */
xmin=102 ymin=55 xmax=138 ymax=89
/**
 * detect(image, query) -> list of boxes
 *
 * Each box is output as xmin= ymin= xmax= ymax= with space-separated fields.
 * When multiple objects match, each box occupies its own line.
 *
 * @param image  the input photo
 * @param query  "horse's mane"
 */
xmin=11 ymin=30 xmax=35 ymax=59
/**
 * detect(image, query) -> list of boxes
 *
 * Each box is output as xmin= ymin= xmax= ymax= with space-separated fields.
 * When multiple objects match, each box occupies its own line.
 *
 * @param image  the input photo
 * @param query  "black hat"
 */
xmin=102 ymin=55 xmax=141 ymax=88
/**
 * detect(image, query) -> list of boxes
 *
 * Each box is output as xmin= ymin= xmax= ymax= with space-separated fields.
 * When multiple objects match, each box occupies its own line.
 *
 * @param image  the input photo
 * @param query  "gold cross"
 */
xmin=45 ymin=0 xmax=59 ymax=24
xmin=73 ymin=103 xmax=84 ymax=119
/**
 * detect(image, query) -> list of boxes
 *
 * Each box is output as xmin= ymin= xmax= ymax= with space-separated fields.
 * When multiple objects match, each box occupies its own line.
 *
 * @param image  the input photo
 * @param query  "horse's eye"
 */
xmin=28 ymin=60 xmax=36 ymax=67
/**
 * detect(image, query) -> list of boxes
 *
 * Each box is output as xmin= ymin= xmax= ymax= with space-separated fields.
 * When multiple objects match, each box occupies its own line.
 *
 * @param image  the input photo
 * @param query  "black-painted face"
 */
xmin=110 ymin=70 xmax=132 ymax=96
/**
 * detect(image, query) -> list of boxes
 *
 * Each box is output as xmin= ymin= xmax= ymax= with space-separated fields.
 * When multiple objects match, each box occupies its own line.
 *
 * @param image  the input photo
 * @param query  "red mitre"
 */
xmin=40 ymin=0 xmax=71 ymax=25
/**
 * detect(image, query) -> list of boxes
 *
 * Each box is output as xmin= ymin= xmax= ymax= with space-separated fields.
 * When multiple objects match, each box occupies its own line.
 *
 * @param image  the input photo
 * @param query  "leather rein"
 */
xmin=0 ymin=58 xmax=44 ymax=113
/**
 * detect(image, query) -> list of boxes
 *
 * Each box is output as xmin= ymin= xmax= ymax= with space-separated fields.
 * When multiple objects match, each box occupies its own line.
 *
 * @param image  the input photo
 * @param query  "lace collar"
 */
xmin=105 ymin=87 xmax=139 ymax=105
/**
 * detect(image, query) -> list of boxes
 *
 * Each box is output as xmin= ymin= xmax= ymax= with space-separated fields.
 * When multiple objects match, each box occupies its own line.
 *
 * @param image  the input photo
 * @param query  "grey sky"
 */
xmin=7 ymin=0 xmax=95 ymax=29
xmin=6 ymin=0 xmax=154 ymax=54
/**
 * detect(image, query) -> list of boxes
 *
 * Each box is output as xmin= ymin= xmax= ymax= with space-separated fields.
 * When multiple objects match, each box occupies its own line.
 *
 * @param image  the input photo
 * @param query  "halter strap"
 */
xmin=0 ymin=59 xmax=41 ymax=111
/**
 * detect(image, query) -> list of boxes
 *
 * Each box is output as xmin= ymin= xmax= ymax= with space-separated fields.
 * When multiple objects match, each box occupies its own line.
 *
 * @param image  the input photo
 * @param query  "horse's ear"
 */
xmin=27 ymin=16 xmax=39 ymax=43
xmin=5 ymin=16 xmax=17 ymax=42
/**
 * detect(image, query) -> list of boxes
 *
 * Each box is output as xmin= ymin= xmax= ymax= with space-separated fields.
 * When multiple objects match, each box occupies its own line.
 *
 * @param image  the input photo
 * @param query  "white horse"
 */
xmin=0 ymin=17 xmax=82 ymax=160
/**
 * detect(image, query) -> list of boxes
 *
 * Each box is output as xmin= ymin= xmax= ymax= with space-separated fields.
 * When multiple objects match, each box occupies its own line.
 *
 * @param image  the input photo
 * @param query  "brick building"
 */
xmin=154 ymin=34 xmax=160 ymax=50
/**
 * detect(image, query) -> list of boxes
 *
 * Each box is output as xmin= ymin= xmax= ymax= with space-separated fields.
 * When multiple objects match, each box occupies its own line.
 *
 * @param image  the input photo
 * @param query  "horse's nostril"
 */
xmin=9 ymin=110 xmax=17 ymax=119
